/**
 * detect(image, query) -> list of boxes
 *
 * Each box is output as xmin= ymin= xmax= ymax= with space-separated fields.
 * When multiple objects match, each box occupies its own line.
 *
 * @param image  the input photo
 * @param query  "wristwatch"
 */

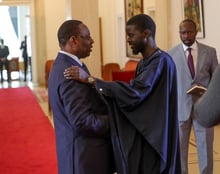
xmin=87 ymin=76 xmax=95 ymax=84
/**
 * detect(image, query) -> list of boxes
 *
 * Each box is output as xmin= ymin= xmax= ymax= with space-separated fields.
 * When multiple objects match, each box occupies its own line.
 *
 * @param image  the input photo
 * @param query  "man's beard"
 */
xmin=132 ymin=45 xmax=141 ymax=55
xmin=132 ymin=39 xmax=146 ymax=55
xmin=132 ymin=45 xmax=144 ymax=55
xmin=132 ymin=48 xmax=139 ymax=55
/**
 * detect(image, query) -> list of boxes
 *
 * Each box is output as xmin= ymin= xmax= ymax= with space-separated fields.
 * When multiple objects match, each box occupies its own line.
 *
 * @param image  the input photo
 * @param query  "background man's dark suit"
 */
xmin=0 ymin=40 xmax=10 ymax=82
xmin=20 ymin=35 xmax=28 ymax=81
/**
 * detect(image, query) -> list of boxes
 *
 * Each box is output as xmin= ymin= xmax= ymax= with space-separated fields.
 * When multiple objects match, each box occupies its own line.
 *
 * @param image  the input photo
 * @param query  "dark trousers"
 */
xmin=0 ymin=59 xmax=10 ymax=82
xmin=23 ymin=57 xmax=28 ymax=81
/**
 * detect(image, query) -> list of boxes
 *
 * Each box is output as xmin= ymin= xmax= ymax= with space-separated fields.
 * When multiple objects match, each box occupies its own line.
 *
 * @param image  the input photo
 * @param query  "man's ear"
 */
xmin=69 ymin=36 xmax=78 ymax=44
xmin=68 ymin=36 xmax=79 ymax=48
xmin=195 ymin=30 xmax=198 ymax=36
xmin=144 ymin=29 xmax=151 ymax=38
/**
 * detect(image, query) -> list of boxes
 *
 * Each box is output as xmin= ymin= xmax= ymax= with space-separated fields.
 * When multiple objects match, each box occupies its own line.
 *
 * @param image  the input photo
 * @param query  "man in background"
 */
xmin=0 ymin=39 xmax=10 ymax=82
xmin=20 ymin=35 xmax=28 ymax=81
xmin=168 ymin=19 xmax=218 ymax=174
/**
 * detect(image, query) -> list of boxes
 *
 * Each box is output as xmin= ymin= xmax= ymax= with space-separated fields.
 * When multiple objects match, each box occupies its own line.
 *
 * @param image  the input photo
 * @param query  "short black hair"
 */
xmin=180 ymin=19 xmax=197 ymax=30
xmin=57 ymin=20 xmax=82 ymax=47
xmin=126 ymin=14 xmax=156 ymax=39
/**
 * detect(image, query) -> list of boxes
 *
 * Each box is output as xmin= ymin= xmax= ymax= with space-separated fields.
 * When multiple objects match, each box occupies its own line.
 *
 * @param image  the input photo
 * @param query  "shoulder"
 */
xmin=197 ymin=42 xmax=216 ymax=51
xmin=167 ymin=44 xmax=184 ymax=63
xmin=153 ymin=49 xmax=176 ymax=69
xmin=160 ymin=49 xmax=173 ymax=61
xmin=167 ymin=44 xmax=183 ymax=55
xmin=211 ymin=65 xmax=220 ymax=86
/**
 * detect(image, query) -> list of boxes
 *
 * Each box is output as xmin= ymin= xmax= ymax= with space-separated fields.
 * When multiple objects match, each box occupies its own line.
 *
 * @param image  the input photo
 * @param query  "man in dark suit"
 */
xmin=0 ymin=39 xmax=10 ymax=82
xmin=20 ymin=35 xmax=28 ymax=81
xmin=168 ymin=19 xmax=218 ymax=174
xmin=48 ymin=20 xmax=114 ymax=174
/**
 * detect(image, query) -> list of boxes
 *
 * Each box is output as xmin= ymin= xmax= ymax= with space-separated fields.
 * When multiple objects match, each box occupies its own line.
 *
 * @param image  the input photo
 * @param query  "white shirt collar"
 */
xmin=182 ymin=42 xmax=197 ymax=52
xmin=59 ymin=50 xmax=83 ymax=66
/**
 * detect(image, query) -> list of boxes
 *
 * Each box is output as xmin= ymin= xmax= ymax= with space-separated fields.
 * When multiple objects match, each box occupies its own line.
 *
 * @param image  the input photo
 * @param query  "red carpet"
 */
xmin=0 ymin=87 xmax=58 ymax=174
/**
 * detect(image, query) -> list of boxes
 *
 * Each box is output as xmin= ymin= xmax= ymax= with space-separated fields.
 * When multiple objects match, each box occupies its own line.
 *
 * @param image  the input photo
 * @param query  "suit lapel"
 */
xmin=177 ymin=45 xmax=193 ymax=79
xmin=82 ymin=63 xmax=91 ymax=75
xmin=59 ymin=53 xmax=91 ymax=75
xmin=196 ymin=43 xmax=206 ymax=75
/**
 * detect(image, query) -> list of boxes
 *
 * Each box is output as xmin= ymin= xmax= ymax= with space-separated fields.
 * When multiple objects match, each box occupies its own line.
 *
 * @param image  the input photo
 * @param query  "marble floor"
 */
xmin=1 ymin=78 xmax=220 ymax=174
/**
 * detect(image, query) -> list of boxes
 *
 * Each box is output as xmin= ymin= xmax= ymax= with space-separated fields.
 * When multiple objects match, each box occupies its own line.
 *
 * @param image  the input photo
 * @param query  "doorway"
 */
xmin=0 ymin=5 xmax=32 ymax=82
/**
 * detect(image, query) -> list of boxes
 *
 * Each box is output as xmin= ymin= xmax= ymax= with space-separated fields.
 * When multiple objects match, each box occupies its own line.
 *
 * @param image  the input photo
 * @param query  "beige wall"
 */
xmin=33 ymin=0 xmax=68 ymax=84
xmin=99 ymin=0 xmax=124 ymax=67
xmin=44 ymin=0 xmax=66 ymax=60
xmin=32 ymin=0 xmax=46 ymax=84
xmin=99 ymin=0 xmax=220 ymax=69
xmin=99 ymin=0 xmax=169 ymax=68
xmin=3 ymin=0 xmax=219 ymax=85
xmin=32 ymin=0 xmax=101 ymax=84
xmin=71 ymin=0 xmax=101 ymax=78
xmin=168 ymin=0 xmax=220 ymax=61
xmin=35 ymin=0 xmax=220 ymax=85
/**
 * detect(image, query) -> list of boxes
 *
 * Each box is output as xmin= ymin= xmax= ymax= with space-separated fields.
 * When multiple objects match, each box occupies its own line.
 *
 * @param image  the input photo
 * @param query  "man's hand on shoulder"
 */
xmin=64 ymin=66 xmax=90 ymax=84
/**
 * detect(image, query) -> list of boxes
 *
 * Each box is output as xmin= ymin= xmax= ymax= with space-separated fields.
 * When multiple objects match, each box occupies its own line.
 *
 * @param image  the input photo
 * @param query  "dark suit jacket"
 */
xmin=48 ymin=53 xmax=114 ymax=174
xmin=20 ymin=40 xmax=28 ymax=60
xmin=0 ymin=45 xmax=9 ymax=58
xmin=194 ymin=65 xmax=220 ymax=127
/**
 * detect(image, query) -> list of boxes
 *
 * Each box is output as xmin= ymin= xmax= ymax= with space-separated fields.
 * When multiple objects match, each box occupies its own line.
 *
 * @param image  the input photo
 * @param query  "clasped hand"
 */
xmin=64 ymin=66 xmax=89 ymax=83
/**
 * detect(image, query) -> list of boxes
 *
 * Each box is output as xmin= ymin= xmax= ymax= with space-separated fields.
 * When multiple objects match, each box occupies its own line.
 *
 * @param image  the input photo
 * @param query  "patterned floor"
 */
xmin=188 ymin=126 xmax=220 ymax=173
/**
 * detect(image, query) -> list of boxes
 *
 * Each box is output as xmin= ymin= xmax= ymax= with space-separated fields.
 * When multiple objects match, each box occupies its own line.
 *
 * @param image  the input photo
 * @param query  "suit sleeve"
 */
xmin=6 ymin=46 xmax=9 ymax=57
xmin=59 ymin=80 xmax=110 ymax=137
xmin=210 ymin=48 xmax=218 ymax=74
xmin=194 ymin=65 xmax=220 ymax=127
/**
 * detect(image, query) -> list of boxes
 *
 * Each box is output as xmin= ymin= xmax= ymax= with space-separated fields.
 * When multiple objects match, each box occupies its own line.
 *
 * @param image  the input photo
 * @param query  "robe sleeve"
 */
xmin=95 ymin=53 xmax=181 ymax=173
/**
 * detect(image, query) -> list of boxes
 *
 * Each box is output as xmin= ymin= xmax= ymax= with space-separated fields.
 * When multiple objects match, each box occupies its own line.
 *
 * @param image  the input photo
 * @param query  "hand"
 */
xmin=64 ymin=66 xmax=89 ymax=83
xmin=0 ymin=58 xmax=6 ymax=62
